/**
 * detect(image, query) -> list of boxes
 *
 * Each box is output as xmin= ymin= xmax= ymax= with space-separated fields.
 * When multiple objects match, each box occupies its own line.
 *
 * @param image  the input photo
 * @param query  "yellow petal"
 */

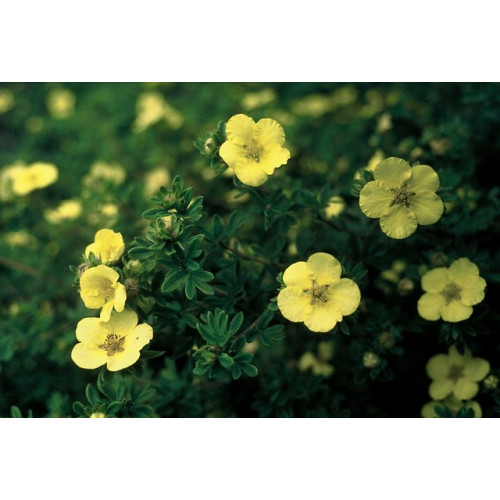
xmin=233 ymin=161 xmax=269 ymax=187
xmin=225 ymin=114 xmax=255 ymax=144
xmin=302 ymin=304 xmax=342 ymax=333
xmin=107 ymin=309 xmax=139 ymax=336
xmin=128 ymin=323 xmax=154 ymax=350
xmin=328 ymin=278 xmax=361 ymax=316
xmin=277 ymin=286 xmax=312 ymax=323
xmin=460 ymin=275 xmax=486 ymax=306
xmin=106 ymin=349 xmax=141 ymax=371
xmin=453 ymin=379 xmax=479 ymax=400
xmin=464 ymin=358 xmax=490 ymax=382
xmin=426 ymin=353 xmax=452 ymax=380
xmin=359 ymin=181 xmax=394 ymax=218
xmin=448 ymin=258 xmax=484 ymax=291
xmin=379 ymin=206 xmax=417 ymax=239
xmin=421 ymin=401 xmax=440 ymax=418
xmin=113 ymin=282 xmax=127 ymax=311
xmin=440 ymin=300 xmax=473 ymax=322
xmin=100 ymin=301 xmax=114 ymax=322
xmin=447 ymin=345 xmax=466 ymax=364
xmin=283 ymin=261 xmax=312 ymax=288
xmin=409 ymin=191 xmax=444 ymax=225
xmin=307 ymin=252 xmax=342 ymax=286
xmin=255 ymin=118 xmax=286 ymax=146
xmin=421 ymin=268 xmax=448 ymax=293
xmin=373 ymin=157 xmax=412 ymax=187
xmin=407 ymin=164 xmax=440 ymax=192
xmin=417 ymin=292 xmax=445 ymax=320
xmin=76 ymin=317 xmax=104 ymax=343
xmin=429 ymin=378 xmax=454 ymax=400
xmin=260 ymin=144 xmax=290 ymax=175
xmin=71 ymin=343 xmax=107 ymax=369
xmin=219 ymin=141 xmax=245 ymax=169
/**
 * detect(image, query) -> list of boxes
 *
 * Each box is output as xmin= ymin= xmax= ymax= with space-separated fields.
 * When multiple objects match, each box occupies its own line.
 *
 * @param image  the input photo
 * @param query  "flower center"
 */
xmin=447 ymin=363 xmax=465 ymax=383
xmin=390 ymin=183 xmax=416 ymax=208
xmin=305 ymin=282 xmax=330 ymax=305
xmin=440 ymin=282 xmax=462 ymax=304
xmin=99 ymin=333 xmax=125 ymax=356
xmin=243 ymin=141 xmax=264 ymax=163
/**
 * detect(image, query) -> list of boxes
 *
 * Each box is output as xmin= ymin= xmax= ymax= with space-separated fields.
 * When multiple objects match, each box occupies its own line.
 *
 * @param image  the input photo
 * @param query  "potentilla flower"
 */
xmin=6 ymin=162 xmax=58 ymax=196
xmin=359 ymin=157 xmax=443 ymax=239
xmin=219 ymin=114 xmax=290 ymax=187
xmin=85 ymin=229 xmax=125 ymax=264
xmin=421 ymin=395 xmax=482 ymax=418
xmin=426 ymin=345 xmax=490 ymax=400
xmin=79 ymin=265 xmax=127 ymax=321
xmin=277 ymin=252 xmax=361 ymax=333
xmin=71 ymin=309 xmax=153 ymax=371
xmin=417 ymin=257 xmax=486 ymax=322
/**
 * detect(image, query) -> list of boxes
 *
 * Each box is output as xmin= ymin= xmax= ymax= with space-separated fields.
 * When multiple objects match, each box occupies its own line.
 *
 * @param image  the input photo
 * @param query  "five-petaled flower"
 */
xmin=71 ymin=309 xmax=153 ymax=371
xmin=425 ymin=345 xmax=490 ymax=400
xmin=85 ymin=228 xmax=125 ymax=264
xmin=421 ymin=394 xmax=482 ymax=418
xmin=417 ymin=257 xmax=486 ymax=322
xmin=277 ymin=252 xmax=361 ymax=333
xmin=359 ymin=157 xmax=443 ymax=239
xmin=219 ymin=114 xmax=290 ymax=187
xmin=79 ymin=265 xmax=127 ymax=321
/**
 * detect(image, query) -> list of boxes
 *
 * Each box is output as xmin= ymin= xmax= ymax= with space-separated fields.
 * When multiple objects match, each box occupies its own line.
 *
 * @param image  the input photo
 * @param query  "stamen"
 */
xmin=304 ymin=282 xmax=330 ymax=305
xmin=243 ymin=141 xmax=264 ymax=162
xmin=440 ymin=282 xmax=462 ymax=304
xmin=99 ymin=333 xmax=125 ymax=356
xmin=447 ymin=364 xmax=465 ymax=382
xmin=390 ymin=183 xmax=416 ymax=208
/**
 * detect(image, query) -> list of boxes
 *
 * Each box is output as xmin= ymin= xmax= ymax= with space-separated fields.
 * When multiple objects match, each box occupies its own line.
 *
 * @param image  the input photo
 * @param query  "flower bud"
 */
xmin=363 ymin=352 xmax=380 ymax=368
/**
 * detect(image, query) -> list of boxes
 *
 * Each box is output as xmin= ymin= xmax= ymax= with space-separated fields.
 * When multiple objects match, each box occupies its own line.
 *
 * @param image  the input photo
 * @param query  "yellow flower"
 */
xmin=144 ymin=167 xmax=171 ymax=197
xmin=219 ymin=114 xmax=291 ymax=187
xmin=46 ymin=88 xmax=76 ymax=119
xmin=277 ymin=252 xmax=361 ymax=333
xmin=298 ymin=341 xmax=335 ymax=377
xmin=417 ymin=257 xmax=486 ymax=322
xmin=44 ymin=199 xmax=82 ymax=224
xmin=4 ymin=162 xmax=58 ymax=196
xmin=359 ymin=157 xmax=443 ymax=239
xmin=0 ymin=88 xmax=15 ymax=114
xmin=71 ymin=309 xmax=153 ymax=371
xmin=133 ymin=92 xmax=183 ymax=133
xmin=84 ymin=162 xmax=126 ymax=186
xmin=90 ymin=412 xmax=107 ymax=418
xmin=323 ymin=195 xmax=346 ymax=219
xmin=85 ymin=229 xmax=125 ymax=264
xmin=421 ymin=395 xmax=482 ymax=418
xmin=241 ymin=88 xmax=277 ymax=111
xmin=426 ymin=345 xmax=490 ymax=400
xmin=363 ymin=352 xmax=380 ymax=368
xmin=79 ymin=265 xmax=127 ymax=321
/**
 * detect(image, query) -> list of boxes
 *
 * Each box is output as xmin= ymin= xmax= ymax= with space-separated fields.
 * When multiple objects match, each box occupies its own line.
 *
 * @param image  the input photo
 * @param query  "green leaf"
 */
xmin=10 ymin=406 xmax=23 ymax=418
xmin=219 ymin=353 xmax=234 ymax=370
xmin=185 ymin=275 xmax=197 ymax=300
xmin=239 ymin=363 xmax=258 ymax=377
xmin=161 ymin=269 xmax=188 ymax=293
xmin=72 ymin=402 xmax=86 ymax=416
xmin=85 ymin=384 xmax=100 ymax=406
xmin=229 ymin=311 xmax=244 ymax=335
xmin=231 ymin=365 xmax=242 ymax=380
xmin=234 ymin=352 xmax=253 ymax=364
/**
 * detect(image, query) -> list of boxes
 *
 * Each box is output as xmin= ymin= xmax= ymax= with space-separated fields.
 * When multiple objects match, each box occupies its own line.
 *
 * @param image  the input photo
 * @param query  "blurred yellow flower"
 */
xmin=426 ymin=345 xmax=490 ymax=400
xmin=219 ymin=114 xmax=290 ymax=187
xmin=71 ymin=309 xmax=152 ymax=371
xmin=90 ymin=412 xmax=107 ymax=418
xmin=323 ymin=195 xmax=346 ymax=219
xmin=299 ymin=341 xmax=335 ymax=377
xmin=353 ymin=150 xmax=385 ymax=181
xmin=363 ymin=352 xmax=380 ymax=368
xmin=359 ymin=157 xmax=443 ymax=239
xmin=44 ymin=199 xmax=82 ymax=224
xmin=133 ymin=92 xmax=183 ymax=133
xmin=144 ymin=167 xmax=171 ymax=197
xmin=85 ymin=229 xmax=125 ymax=264
xmin=277 ymin=252 xmax=360 ymax=333
xmin=4 ymin=230 xmax=37 ymax=247
xmin=79 ymin=265 xmax=127 ymax=321
xmin=241 ymin=88 xmax=276 ymax=110
xmin=417 ymin=257 xmax=486 ymax=322
xmin=46 ymin=88 xmax=76 ymax=119
xmin=0 ymin=88 xmax=15 ymax=114
xmin=84 ymin=162 xmax=126 ymax=186
xmin=4 ymin=162 xmax=59 ymax=196
xmin=421 ymin=395 xmax=482 ymax=418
